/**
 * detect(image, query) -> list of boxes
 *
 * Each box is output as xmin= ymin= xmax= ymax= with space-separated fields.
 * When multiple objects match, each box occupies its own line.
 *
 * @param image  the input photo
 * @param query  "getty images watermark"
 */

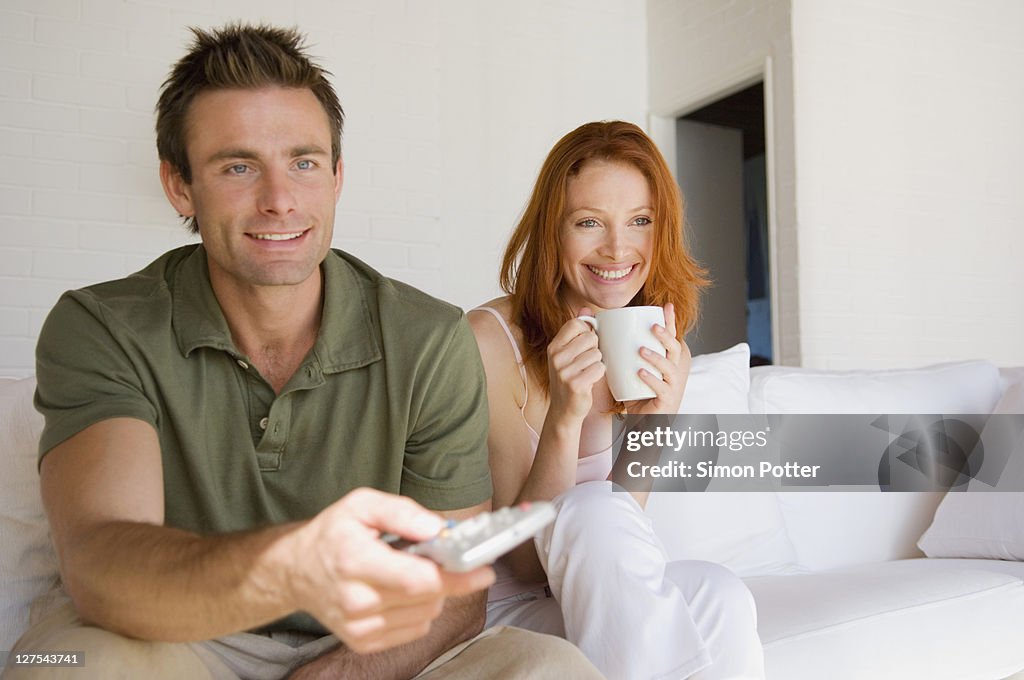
xmin=610 ymin=414 xmax=1024 ymax=493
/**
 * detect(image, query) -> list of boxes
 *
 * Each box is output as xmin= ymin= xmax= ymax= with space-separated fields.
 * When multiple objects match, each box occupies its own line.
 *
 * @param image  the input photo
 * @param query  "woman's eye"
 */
xmin=578 ymin=218 xmax=599 ymax=228
xmin=632 ymin=216 xmax=652 ymax=226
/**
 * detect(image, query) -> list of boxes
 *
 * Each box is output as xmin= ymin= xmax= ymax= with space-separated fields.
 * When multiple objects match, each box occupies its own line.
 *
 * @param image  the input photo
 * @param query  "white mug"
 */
xmin=577 ymin=306 xmax=667 ymax=401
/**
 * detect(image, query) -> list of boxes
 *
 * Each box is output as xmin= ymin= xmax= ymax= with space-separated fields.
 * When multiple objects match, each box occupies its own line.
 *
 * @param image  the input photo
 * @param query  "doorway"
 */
xmin=676 ymin=83 xmax=771 ymax=365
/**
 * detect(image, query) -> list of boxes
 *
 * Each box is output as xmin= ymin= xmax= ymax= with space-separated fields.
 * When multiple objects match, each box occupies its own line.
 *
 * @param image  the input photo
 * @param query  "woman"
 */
xmin=469 ymin=121 xmax=764 ymax=679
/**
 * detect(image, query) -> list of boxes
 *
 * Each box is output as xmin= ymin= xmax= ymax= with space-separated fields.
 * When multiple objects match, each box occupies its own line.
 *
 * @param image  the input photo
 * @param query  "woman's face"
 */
xmin=559 ymin=159 xmax=654 ymax=313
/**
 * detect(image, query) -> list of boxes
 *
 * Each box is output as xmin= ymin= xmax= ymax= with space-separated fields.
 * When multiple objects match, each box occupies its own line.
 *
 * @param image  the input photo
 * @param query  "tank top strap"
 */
xmin=470 ymin=306 xmax=530 ymax=407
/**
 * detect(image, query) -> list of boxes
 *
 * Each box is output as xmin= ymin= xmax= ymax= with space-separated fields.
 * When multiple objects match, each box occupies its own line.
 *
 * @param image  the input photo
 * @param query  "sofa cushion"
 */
xmin=748 ymin=360 xmax=1004 ymax=571
xmin=647 ymin=343 xmax=798 ymax=577
xmin=917 ymin=375 xmax=1024 ymax=561
xmin=0 ymin=376 xmax=57 ymax=652
xmin=749 ymin=359 xmax=1003 ymax=415
xmin=646 ymin=491 xmax=797 ymax=577
xmin=1001 ymin=366 xmax=1024 ymax=396
xmin=748 ymin=559 xmax=1024 ymax=680
xmin=918 ymin=491 xmax=1024 ymax=561
xmin=678 ymin=342 xmax=751 ymax=415
xmin=776 ymin=492 xmax=944 ymax=570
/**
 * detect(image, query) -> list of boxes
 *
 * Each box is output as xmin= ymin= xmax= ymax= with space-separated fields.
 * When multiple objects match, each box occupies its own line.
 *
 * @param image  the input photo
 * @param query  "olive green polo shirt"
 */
xmin=35 ymin=245 xmax=492 ymax=633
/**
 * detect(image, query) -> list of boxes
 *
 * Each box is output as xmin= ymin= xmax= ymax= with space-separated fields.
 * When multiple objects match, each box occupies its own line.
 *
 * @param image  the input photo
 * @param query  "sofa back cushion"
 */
xmin=917 ymin=372 xmax=1024 ymax=560
xmin=678 ymin=342 xmax=751 ymax=415
xmin=748 ymin=360 xmax=1003 ymax=571
xmin=0 ymin=376 xmax=57 ymax=651
xmin=749 ymin=360 xmax=1003 ymax=415
xmin=648 ymin=343 xmax=800 ymax=577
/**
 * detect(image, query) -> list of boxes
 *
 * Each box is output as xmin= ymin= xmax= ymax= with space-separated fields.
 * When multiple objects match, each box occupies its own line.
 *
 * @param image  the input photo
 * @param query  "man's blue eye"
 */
xmin=296 ymin=159 xmax=313 ymax=170
xmin=230 ymin=165 xmax=248 ymax=174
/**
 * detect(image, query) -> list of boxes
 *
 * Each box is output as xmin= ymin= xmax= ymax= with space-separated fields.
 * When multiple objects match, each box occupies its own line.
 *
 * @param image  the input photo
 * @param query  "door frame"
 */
xmin=648 ymin=57 xmax=782 ymax=365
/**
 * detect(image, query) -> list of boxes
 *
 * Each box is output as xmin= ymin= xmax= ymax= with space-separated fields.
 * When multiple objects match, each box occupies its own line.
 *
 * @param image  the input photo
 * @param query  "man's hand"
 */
xmin=283 ymin=488 xmax=495 ymax=654
xmin=41 ymin=420 xmax=493 ymax=649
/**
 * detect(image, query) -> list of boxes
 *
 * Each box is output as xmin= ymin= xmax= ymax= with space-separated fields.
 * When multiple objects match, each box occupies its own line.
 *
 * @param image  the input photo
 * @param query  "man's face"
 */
xmin=162 ymin=86 xmax=342 ymax=292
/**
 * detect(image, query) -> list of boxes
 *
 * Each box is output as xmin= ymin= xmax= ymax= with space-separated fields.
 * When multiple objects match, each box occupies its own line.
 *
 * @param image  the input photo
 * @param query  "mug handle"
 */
xmin=576 ymin=315 xmax=598 ymax=331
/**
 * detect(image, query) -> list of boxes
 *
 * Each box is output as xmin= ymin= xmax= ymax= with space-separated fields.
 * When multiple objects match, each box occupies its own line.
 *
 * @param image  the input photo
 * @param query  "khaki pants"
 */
xmin=3 ymin=588 xmax=603 ymax=680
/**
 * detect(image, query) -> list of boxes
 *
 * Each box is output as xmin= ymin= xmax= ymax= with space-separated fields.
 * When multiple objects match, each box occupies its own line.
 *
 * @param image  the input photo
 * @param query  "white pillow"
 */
xmin=0 ymin=377 xmax=58 ymax=651
xmin=917 ymin=493 xmax=1024 ymax=560
xmin=749 ymin=360 xmax=1004 ymax=571
xmin=646 ymin=491 xmax=798 ymax=577
xmin=995 ymin=376 xmax=1024 ymax=415
xmin=679 ymin=342 xmax=751 ymax=414
xmin=749 ymin=359 xmax=1003 ymax=415
xmin=918 ymin=374 xmax=1024 ymax=560
xmin=1000 ymin=366 xmax=1024 ymax=397
xmin=647 ymin=343 xmax=799 ymax=577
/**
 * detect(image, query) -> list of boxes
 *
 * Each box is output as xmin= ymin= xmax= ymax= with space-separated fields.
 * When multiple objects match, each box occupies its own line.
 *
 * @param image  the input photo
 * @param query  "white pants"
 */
xmin=487 ymin=482 xmax=765 ymax=680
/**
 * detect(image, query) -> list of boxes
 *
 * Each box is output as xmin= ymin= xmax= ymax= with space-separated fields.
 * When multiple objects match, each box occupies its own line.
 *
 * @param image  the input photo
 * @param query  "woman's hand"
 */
xmin=625 ymin=302 xmax=691 ymax=415
xmin=546 ymin=307 xmax=606 ymax=423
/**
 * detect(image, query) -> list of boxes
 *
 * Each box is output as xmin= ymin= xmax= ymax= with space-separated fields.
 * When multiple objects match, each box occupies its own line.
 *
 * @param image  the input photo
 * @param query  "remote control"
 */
xmin=384 ymin=501 xmax=557 ymax=572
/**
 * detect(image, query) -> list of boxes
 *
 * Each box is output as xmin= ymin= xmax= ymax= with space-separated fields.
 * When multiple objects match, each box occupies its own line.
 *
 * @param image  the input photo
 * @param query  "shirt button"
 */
xmin=259 ymin=417 xmax=269 ymax=431
xmin=237 ymin=359 xmax=249 ymax=370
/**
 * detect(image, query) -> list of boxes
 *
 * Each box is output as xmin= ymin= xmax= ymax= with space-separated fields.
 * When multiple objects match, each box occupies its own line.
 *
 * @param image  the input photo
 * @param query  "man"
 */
xmin=5 ymin=24 xmax=600 ymax=679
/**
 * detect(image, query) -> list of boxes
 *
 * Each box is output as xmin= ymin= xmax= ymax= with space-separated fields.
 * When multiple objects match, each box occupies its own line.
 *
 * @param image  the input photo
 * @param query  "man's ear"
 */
xmin=159 ymin=160 xmax=195 ymax=218
xmin=333 ymin=156 xmax=344 ymax=200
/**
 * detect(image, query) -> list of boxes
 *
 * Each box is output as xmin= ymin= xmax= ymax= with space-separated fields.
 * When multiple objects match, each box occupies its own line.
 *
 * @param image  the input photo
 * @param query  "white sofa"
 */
xmin=3 ymin=348 xmax=1024 ymax=679
xmin=649 ymin=345 xmax=1024 ymax=679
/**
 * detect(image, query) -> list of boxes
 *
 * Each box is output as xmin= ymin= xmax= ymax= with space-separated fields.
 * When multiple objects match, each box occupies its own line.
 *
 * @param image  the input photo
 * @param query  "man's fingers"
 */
xmin=341 ymin=618 xmax=437 ymax=655
xmin=341 ymin=560 xmax=493 ymax=614
xmin=439 ymin=565 xmax=496 ymax=597
xmin=335 ymin=597 xmax=445 ymax=644
xmin=340 ymin=488 xmax=444 ymax=542
xmin=348 ymin=535 xmax=448 ymax=595
xmin=320 ymin=565 xmax=494 ymax=652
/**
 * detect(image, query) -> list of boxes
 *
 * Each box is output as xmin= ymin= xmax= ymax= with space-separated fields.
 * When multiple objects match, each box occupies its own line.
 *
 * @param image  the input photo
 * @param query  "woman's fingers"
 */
xmin=663 ymin=302 xmax=678 ymax=339
xmin=639 ymin=345 xmax=677 ymax=381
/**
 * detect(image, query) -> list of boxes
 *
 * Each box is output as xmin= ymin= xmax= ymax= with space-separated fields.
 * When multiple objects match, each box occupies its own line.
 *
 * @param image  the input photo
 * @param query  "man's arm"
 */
xmin=41 ymin=417 xmax=493 ymax=648
xmin=287 ymin=501 xmax=492 ymax=680
xmin=282 ymin=312 xmax=499 ymax=677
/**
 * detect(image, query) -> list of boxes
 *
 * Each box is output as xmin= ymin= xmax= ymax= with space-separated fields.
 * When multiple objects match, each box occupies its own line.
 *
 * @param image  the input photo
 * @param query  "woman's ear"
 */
xmin=159 ymin=160 xmax=195 ymax=219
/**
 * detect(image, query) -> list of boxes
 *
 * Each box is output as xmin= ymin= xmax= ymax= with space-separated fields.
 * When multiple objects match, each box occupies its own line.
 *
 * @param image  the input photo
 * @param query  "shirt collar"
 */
xmin=311 ymin=250 xmax=382 ymax=374
xmin=173 ymin=246 xmax=381 ymax=374
xmin=173 ymin=245 xmax=235 ymax=358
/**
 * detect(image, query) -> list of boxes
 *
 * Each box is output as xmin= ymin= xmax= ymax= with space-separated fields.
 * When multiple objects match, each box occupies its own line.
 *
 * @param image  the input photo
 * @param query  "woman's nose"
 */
xmin=598 ymin=226 xmax=629 ymax=259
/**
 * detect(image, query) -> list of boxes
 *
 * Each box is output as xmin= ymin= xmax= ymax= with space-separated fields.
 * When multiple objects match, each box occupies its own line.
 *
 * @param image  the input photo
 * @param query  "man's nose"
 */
xmin=257 ymin=167 xmax=297 ymax=216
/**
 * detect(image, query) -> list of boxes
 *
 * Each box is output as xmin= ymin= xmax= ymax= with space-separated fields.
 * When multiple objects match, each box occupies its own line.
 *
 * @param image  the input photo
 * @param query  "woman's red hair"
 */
xmin=500 ymin=120 xmax=709 ymax=393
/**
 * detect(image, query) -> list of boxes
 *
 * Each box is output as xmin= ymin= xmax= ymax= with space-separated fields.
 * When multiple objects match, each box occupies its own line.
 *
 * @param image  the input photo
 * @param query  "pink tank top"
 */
xmin=472 ymin=307 xmax=613 ymax=600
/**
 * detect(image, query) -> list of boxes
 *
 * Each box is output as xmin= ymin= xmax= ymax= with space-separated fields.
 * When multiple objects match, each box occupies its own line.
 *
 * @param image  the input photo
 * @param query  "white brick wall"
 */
xmin=647 ymin=0 xmax=800 ymax=365
xmin=791 ymin=0 xmax=1024 ymax=369
xmin=0 ymin=0 xmax=647 ymax=376
xmin=648 ymin=0 xmax=1024 ymax=370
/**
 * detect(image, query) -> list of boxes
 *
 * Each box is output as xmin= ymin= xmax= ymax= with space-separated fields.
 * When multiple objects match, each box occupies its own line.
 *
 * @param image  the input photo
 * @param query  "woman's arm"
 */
xmin=469 ymin=307 xmax=604 ymax=581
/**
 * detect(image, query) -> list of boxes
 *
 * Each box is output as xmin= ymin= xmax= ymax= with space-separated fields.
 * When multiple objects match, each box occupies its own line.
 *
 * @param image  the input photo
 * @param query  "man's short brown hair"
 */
xmin=156 ymin=23 xmax=344 ymax=231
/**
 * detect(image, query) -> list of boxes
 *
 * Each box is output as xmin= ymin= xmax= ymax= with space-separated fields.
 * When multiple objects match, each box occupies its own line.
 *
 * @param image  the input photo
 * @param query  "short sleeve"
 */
xmin=35 ymin=291 xmax=159 ymax=462
xmin=401 ymin=314 xmax=493 ymax=510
